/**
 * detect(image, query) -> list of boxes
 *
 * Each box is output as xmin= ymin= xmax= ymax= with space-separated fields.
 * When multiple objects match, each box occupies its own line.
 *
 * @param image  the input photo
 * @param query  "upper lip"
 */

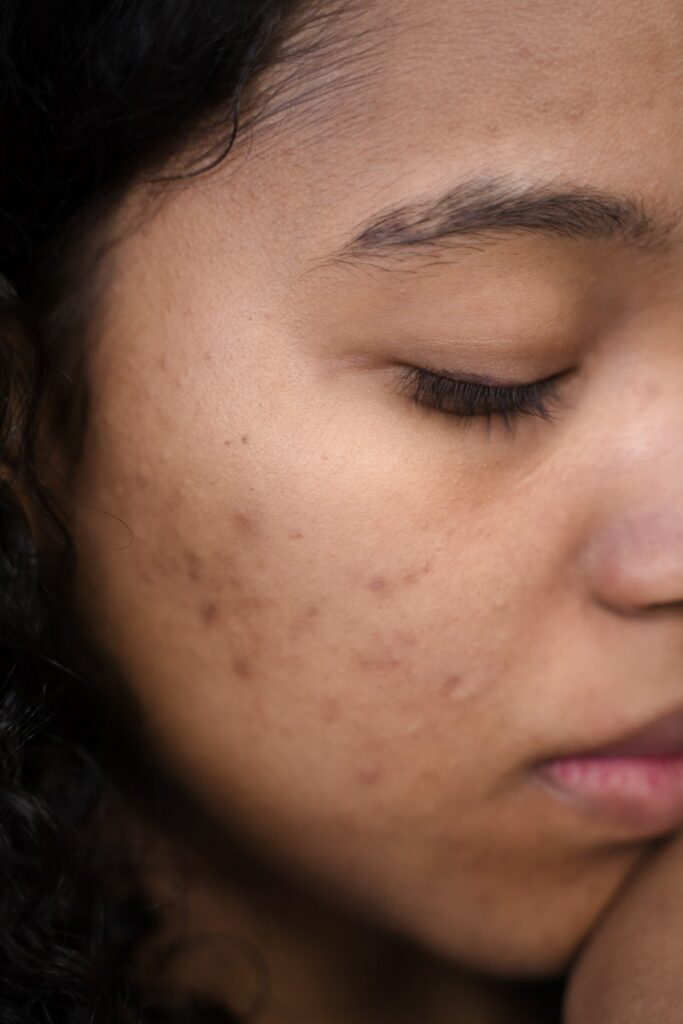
xmin=555 ymin=703 xmax=683 ymax=760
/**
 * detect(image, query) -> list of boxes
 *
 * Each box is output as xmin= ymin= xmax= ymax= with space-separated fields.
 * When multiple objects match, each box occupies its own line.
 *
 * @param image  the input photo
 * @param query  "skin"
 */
xmin=61 ymin=0 xmax=683 ymax=1019
xmin=564 ymin=828 xmax=683 ymax=1022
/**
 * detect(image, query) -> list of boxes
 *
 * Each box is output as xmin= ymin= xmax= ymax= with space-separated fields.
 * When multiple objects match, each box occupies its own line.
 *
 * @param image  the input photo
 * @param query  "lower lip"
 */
xmin=537 ymin=755 xmax=683 ymax=835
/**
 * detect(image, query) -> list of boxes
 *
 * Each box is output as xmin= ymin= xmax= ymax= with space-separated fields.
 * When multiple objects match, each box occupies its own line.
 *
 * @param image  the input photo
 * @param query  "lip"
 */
xmin=537 ymin=755 xmax=683 ymax=835
xmin=536 ymin=703 xmax=683 ymax=836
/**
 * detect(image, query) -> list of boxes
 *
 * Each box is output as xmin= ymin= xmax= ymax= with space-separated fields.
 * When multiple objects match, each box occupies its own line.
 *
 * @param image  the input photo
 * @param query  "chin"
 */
xmin=435 ymin=936 xmax=573 ymax=981
xmin=411 ymin=907 xmax=595 ymax=981
xmin=474 ymin=936 xmax=578 ymax=980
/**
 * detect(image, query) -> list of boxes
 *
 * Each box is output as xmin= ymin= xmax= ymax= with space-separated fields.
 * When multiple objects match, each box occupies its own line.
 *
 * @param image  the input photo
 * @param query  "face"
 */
xmin=68 ymin=0 xmax=683 ymax=976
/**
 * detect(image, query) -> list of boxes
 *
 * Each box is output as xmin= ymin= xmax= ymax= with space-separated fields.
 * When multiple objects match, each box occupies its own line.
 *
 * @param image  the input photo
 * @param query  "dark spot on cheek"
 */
xmin=200 ymin=601 xmax=220 ymax=625
xmin=441 ymin=674 xmax=464 ymax=698
xmin=184 ymin=551 xmax=203 ymax=583
xmin=232 ymin=511 xmax=258 ymax=534
xmin=241 ymin=434 xmax=249 ymax=445
xmin=138 ymin=564 xmax=155 ymax=586
xmin=356 ymin=765 xmax=381 ymax=787
xmin=401 ymin=560 xmax=433 ymax=585
xmin=366 ymin=561 xmax=433 ymax=597
xmin=320 ymin=697 xmax=340 ymax=723
xmin=224 ymin=568 xmax=245 ymax=592
xmin=224 ymin=439 xmax=232 ymax=447
xmin=231 ymin=656 xmax=253 ymax=680
xmin=355 ymin=653 xmax=404 ymax=673
xmin=127 ymin=470 xmax=150 ymax=493
xmin=368 ymin=575 xmax=391 ymax=595
xmin=289 ymin=603 xmax=321 ymax=640
xmin=288 ymin=530 xmax=304 ymax=541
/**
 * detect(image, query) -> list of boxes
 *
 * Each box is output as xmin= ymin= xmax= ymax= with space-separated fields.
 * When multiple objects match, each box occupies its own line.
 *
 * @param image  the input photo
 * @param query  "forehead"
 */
xmin=150 ymin=0 xmax=683 ymax=283
xmin=256 ymin=0 xmax=682 ymax=194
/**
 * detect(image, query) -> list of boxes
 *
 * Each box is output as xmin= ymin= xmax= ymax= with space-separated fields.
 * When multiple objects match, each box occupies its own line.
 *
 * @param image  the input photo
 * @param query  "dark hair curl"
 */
xmin=0 ymin=1 xmax=334 ymax=1019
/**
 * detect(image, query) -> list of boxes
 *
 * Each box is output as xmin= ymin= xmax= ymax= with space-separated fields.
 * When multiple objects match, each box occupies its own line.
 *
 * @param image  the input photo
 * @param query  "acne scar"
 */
xmin=355 ymin=653 xmax=404 ymax=673
xmin=232 ymin=511 xmax=258 ymax=534
xmin=356 ymin=765 xmax=381 ymax=787
xmin=231 ymin=655 xmax=253 ymax=681
xmin=441 ymin=674 xmax=464 ymax=698
xmin=184 ymin=550 xmax=203 ymax=583
xmin=200 ymin=601 xmax=220 ymax=625
xmin=290 ymin=603 xmax=321 ymax=640
xmin=401 ymin=560 xmax=433 ymax=585
xmin=366 ymin=560 xmax=433 ymax=597
xmin=320 ymin=697 xmax=340 ymax=723
xmin=368 ymin=575 xmax=390 ymax=594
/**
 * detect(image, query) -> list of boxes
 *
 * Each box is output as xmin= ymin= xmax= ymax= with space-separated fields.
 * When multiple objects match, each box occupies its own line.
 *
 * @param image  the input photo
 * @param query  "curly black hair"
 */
xmin=0 ymin=2 xmax=351 ymax=1019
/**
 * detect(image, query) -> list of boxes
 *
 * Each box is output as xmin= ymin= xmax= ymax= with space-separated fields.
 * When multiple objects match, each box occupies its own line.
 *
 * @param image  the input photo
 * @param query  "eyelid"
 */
xmin=398 ymin=365 xmax=570 ymax=427
xmin=410 ymin=364 xmax=564 ymax=389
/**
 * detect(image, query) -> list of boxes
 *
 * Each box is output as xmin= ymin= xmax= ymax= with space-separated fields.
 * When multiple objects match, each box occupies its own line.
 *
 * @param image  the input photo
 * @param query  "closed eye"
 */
xmin=399 ymin=366 xmax=568 ymax=430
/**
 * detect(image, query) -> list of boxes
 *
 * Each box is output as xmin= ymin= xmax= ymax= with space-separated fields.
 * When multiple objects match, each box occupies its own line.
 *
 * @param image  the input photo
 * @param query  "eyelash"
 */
xmin=401 ymin=366 xmax=565 ymax=428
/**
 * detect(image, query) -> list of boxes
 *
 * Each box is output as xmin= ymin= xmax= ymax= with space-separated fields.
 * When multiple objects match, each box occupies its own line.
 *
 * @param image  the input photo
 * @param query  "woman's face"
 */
xmin=70 ymin=0 xmax=683 ymax=975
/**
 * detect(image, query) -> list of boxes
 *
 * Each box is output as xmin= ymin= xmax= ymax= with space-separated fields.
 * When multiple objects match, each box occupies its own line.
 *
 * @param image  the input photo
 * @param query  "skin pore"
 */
xmin=61 ymin=0 xmax=683 ymax=1020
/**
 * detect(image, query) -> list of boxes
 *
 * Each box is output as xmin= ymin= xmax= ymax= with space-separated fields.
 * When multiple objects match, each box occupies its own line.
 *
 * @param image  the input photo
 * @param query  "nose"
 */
xmin=586 ymin=509 xmax=683 ymax=614
xmin=582 ymin=372 xmax=683 ymax=613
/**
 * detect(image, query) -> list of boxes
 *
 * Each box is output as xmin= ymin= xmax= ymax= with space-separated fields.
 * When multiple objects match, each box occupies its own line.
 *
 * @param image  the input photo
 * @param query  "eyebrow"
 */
xmin=329 ymin=177 xmax=674 ymax=266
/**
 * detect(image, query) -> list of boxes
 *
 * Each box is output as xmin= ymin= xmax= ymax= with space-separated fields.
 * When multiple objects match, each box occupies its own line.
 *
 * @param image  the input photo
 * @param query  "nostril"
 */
xmin=584 ymin=512 xmax=683 ymax=615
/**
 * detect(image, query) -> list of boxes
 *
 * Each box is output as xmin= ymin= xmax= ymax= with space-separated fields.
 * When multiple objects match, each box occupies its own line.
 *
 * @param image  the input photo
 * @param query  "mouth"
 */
xmin=535 ymin=704 xmax=683 ymax=836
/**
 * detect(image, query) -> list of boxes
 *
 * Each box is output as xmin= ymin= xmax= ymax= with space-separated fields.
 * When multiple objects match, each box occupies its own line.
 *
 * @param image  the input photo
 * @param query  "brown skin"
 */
xmin=61 ymin=0 xmax=683 ymax=1020
xmin=564 ymin=828 xmax=683 ymax=1022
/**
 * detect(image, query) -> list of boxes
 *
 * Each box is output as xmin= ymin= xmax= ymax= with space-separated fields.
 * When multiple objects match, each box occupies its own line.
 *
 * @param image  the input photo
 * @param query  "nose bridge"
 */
xmin=581 ymin=355 xmax=683 ymax=613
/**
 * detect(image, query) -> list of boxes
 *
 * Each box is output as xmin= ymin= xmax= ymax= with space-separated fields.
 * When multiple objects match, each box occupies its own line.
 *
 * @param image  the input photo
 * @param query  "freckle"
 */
xmin=200 ymin=601 xmax=220 ymax=625
xmin=241 ymin=434 xmax=249 ymax=445
xmin=231 ymin=655 xmax=252 ymax=680
xmin=290 ymin=603 xmax=320 ymax=639
xmin=402 ymin=559 xmax=432 ymax=585
xmin=224 ymin=439 xmax=232 ymax=447
xmin=232 ymin=511 xmax=257 ymax=534
xmin=442 ymin=674 xmax=464 ymax=698
xmin=130 ymin=473 xmax=149 ymax=492
xmin=368 ymin=575 xmax=390 ymax=594
xmin=357 ymin=765 xmax=381 ymax=787
xmin=184 ymin=551 xmax=202 ymax=583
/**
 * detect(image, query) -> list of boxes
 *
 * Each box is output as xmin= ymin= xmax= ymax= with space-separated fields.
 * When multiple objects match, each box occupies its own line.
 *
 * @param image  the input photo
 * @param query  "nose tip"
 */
xmin=585 ymin=510 xmax=683 ymax=614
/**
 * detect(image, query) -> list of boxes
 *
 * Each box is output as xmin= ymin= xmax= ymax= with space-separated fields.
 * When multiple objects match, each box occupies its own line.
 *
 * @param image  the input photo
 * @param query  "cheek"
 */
xmin=70 ymin=376 xmax=532 ymax=790
xmin=69 ymin=355 xmax=630 ymax=975
xmin=69 ymin=302 xmax=547 ymax=842
xmin=73 ymin=447 xmax=511 ymax=823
